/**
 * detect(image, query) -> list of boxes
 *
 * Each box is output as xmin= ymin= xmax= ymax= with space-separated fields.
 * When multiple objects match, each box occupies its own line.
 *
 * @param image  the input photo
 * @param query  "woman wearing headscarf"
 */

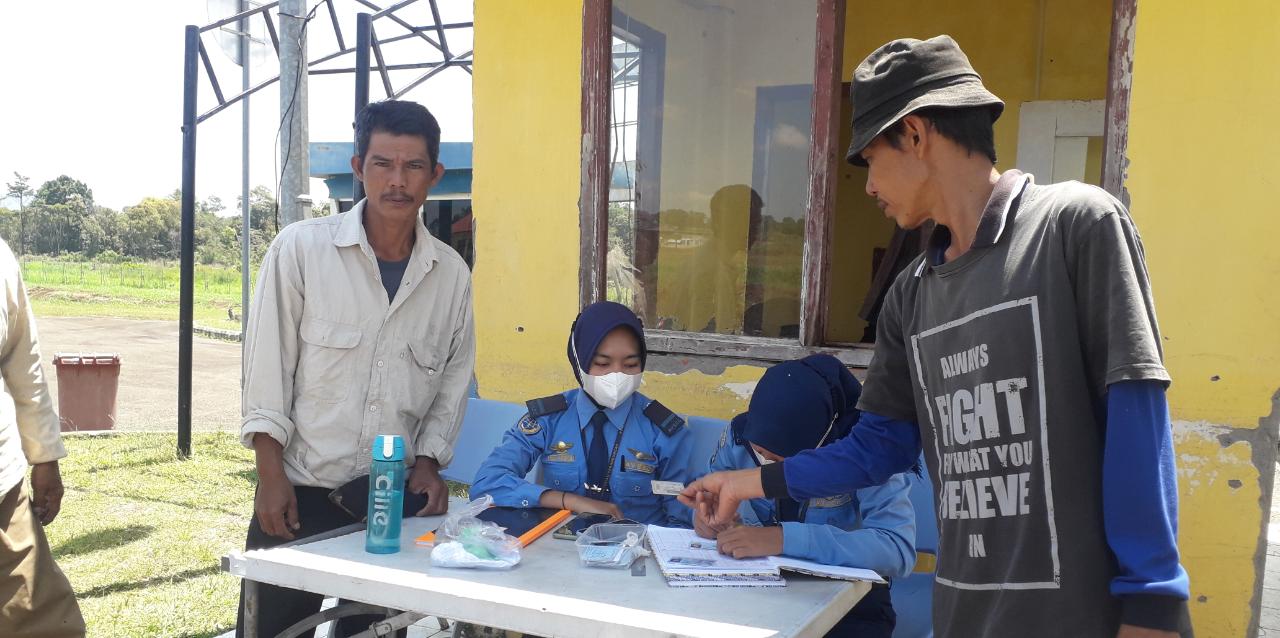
xmin=471 ymin=301 xmax=693 ymax=527
xmin=698 ymin=354 xmax=916 ymax=637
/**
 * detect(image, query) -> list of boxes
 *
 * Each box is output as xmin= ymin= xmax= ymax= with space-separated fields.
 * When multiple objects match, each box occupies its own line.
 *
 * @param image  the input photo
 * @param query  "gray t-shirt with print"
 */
xmin=857 ymin=170 xmax=1169 ymax=638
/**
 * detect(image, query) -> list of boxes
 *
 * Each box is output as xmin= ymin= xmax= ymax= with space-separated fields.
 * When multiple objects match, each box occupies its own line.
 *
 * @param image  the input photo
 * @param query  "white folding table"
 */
xmin=224 ymin=500 xmax=869 ymax=638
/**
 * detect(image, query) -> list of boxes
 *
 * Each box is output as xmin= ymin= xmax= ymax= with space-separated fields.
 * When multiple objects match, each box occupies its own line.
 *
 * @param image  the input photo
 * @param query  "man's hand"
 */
xmin=563 ymin=493 xmax=624 ymax=520
xmin=253 ymin=434 xmax=299 ymax=540
xmin=255 ymin=471 xmax=299 ymax=540
xmin=1116 ymin=625 xmax=1178 ymax=638
xmin=678 ymin=468 xmax=765 ymax=527
xmin=409 ymin=456 xmax=449 ymax=516
xmin=29 ymin=461 xmax=64 ymax=525
xmin=716 ymin=525 xmax=783 ymax=559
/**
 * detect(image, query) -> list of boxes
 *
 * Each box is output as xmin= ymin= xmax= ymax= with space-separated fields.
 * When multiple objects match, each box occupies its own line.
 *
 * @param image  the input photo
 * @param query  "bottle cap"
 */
xmin=372 ymin=434 xmax=405 ymax=462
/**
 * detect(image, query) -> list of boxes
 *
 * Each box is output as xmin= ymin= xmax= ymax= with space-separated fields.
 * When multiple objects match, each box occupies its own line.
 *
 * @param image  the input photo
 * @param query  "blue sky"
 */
xmin=0 ymin=0 xmax=474 ymax=212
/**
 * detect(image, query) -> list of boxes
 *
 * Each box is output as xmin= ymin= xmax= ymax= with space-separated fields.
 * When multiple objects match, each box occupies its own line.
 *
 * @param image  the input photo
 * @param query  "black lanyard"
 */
xmin=581 ymin=412 xmax=628 ymax=495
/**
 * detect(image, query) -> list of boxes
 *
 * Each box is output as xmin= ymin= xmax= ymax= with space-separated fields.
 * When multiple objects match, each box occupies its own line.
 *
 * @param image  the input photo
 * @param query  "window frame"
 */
xmin=579 ymin=0 xmax=1135 ymax=366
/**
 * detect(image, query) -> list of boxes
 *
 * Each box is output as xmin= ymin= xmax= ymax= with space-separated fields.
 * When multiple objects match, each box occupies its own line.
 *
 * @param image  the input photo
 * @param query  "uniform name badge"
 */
xmin=622 ymin=458 xmax=656 ymax=474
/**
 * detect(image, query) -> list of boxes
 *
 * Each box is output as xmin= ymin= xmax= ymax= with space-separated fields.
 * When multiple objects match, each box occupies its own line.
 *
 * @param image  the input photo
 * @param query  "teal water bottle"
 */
xmin=365 ymin=434 xmax=406 ymax=554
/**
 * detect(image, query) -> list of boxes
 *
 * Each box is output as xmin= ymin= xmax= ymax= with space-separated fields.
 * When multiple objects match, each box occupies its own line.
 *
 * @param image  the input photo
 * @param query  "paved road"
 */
xmin=37 ymin=316 xmax=242 ymax=431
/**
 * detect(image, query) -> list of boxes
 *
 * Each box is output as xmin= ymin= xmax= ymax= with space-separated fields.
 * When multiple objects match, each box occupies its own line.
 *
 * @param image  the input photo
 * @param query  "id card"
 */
xmin=651 ymin=480 xmax=684 ymax=496
xmin=668 ymin=556 xmax=716 ymax=567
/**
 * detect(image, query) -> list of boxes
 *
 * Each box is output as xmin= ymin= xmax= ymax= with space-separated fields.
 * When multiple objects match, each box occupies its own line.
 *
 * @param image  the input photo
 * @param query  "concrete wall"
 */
xmin=1125 ymin=1 xmax=1280 ymax=634
xmin=471 ymin=1 xmax=1279 ymax=634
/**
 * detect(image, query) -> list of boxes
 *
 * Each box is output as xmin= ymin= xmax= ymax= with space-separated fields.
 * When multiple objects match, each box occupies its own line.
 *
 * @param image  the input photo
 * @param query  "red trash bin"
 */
xmin=52 ymin=353 xmax=121 ymax=432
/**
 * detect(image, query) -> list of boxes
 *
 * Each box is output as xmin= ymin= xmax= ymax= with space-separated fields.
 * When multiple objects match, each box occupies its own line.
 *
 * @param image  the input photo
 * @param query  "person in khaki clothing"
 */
xmin=0 ymin=238 xmax=85 ymax=637
xmin=237 ymin=99 xmax=476 ymax=637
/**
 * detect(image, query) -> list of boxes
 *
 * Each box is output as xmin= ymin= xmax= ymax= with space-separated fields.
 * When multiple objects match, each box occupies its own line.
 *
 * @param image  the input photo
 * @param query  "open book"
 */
xmin=646 ymin=526 xmax=886 ymax=588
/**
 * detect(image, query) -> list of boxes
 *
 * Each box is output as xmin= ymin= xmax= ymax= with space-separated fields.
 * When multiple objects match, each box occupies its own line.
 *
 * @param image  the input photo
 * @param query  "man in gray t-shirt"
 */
xmin=682 ymin=35 xmax=1190 ymax=638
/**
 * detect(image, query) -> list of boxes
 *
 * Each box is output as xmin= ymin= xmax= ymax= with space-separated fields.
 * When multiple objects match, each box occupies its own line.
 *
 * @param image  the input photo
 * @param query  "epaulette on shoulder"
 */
xmin=525 ymin=394 xmax=570 ymax=418
xmin=644 ymin=400 xmax=686 ymax=437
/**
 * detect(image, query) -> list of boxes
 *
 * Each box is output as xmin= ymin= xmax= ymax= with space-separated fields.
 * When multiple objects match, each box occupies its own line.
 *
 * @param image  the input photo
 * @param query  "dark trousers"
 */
xmin=826 ymin=583 xmax=896 ymax=638
xmin=235 ymin=485 xmax=406 ymax=638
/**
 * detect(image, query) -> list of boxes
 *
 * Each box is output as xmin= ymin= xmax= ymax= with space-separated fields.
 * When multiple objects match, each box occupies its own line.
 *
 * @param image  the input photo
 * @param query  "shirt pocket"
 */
xmin=297 ymin=317 xmax=362 ymax=403
xmin=614 ymin=473 xmax=653 ymax=498
xmin=542 ymin=459 xmax=580 ymax=492
xmin=805 ymin=494 xmax=855 ymax=526
xmin=407 ymin=338 xmax=443 ymax=387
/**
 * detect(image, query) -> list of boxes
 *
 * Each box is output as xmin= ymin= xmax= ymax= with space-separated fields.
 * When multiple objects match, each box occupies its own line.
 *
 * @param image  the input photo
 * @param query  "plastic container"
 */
xmin=365 ymin=434 xmax=406 ymax=554
xmin=574 ymin=522 xmax=649 ymax=568
xmin=53 ymin=353 xmax=121 ymax=432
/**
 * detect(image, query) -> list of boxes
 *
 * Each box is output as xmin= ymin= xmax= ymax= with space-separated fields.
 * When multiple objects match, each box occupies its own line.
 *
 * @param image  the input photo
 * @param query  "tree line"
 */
xmin=1 ymin=172 xmax=304 ymax=266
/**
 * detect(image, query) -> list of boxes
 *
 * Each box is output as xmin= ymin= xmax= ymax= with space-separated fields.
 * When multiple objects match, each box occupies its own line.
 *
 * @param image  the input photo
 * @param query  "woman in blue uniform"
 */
xmin=471 ymin=301 xmax=693 ymax=527
xmin=696 ymin=354 xmax=916 ymax=638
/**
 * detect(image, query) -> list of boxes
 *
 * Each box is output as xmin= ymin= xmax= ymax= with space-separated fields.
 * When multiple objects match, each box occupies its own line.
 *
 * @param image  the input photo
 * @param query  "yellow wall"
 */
xmin=829 ymin=0 xmax=1113 ymax=342
xmin=471 ymin=0 xmax=585 ymax=401
xmin=473 ymin=2 xmax=1279 ymax=634
xmin=1126 ymin=1 xmax=1280 ymax=634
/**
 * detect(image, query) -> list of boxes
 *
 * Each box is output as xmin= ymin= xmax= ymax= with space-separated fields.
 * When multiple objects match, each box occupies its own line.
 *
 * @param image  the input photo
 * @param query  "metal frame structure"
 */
xmin=178 ymin=0 xmax=472 ymax=457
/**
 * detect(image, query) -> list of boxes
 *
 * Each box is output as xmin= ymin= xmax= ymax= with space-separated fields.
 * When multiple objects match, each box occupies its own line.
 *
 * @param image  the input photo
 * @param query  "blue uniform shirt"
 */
xmin=708 ymin=424 xmax=916 ymax=579
xmin=471 ymin=389 xmax=693 ymax=527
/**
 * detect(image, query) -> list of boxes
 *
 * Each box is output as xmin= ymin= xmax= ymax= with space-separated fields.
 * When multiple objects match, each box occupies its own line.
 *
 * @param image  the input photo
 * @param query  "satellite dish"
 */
xmin=208 ymin=0 xmax=270 ymax=68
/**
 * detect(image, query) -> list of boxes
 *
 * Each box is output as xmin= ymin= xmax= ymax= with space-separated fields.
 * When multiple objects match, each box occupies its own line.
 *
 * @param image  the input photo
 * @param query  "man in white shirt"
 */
xmin=0 ymin=239 xmax=85 ymax=638
xmin=237 ymin=100 xmax=476 ymax=636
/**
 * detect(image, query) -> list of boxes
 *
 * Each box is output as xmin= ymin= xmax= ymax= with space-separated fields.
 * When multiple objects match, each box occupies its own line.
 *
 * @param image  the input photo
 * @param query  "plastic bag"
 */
xmin=429 ymin=495 xmax=522 ymax=569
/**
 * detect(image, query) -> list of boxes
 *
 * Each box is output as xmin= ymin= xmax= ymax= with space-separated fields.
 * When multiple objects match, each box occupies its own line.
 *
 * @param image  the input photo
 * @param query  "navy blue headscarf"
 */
xmin=566 ymin=301 xmax=647 ymax=385
xmin=740 ymin=354 xmax=862 ymax=459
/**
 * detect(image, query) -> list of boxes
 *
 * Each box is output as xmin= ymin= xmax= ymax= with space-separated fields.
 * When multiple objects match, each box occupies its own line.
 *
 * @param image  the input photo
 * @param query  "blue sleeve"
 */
xmin=707 ymin=424 xmax=734 ymax=474
xmin=469 ymin=420 xmax=550 ymax=508
xmin=779 ymin=412 xmax=921 ymax=500
xmin=780 ymin=473 xmax=917 ymax=579
xmin=656 ymin=425 xmax=694 ymax=527
xmin=709 ymin=424 xmax=772 ymax=526
xmin=1104 ymin=380 xmax=1190 ymax=628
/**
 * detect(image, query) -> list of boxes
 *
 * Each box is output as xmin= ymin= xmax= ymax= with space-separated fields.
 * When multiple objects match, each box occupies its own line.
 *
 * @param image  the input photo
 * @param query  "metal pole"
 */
xmin=353 ymin=12 xmax=372 ymax=204
xmin=179 ymin=25 xmax=199 ymax=459
xmin=240 ymin=0 xmax=252 ymax=368
xmin=279 ymin=0 xmax=310 ymax=226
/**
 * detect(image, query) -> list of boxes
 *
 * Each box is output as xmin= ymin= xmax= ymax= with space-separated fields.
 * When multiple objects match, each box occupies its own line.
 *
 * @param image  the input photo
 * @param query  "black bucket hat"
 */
xmin=846 ymin=35 xmax=1004 ymax=166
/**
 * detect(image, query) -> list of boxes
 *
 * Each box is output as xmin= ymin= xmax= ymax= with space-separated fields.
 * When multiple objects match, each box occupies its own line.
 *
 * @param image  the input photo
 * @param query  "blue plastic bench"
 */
xmin=440 ymin=398 xmax=528 ymax=485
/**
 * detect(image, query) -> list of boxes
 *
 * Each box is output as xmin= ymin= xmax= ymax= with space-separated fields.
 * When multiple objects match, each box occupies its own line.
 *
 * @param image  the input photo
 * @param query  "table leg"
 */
xmin=243 ymin=579 xmax=259 ymax=638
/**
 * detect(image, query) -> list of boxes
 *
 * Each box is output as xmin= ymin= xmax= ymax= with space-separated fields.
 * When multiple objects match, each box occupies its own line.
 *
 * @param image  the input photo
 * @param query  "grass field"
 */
xmin=49 ymin=432 xmax=254 ymax=637
xmin=50 ymin=432 xmax=472 ymax=637
xmin=20 ymin=258 xmax=250 ymax=332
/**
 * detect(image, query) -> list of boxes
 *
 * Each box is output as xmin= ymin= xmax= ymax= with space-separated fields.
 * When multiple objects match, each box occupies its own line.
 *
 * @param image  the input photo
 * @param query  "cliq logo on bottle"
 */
xmin=371 ymin=474 xmax=394 ymax=526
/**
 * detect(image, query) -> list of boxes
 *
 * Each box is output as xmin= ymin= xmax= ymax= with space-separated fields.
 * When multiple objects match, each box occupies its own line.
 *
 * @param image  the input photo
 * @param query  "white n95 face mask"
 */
xmin=582 ymin=371 xmax=642 ymax=410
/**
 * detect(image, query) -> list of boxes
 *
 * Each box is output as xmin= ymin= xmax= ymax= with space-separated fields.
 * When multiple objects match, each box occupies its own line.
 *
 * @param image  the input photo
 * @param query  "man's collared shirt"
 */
xmin=0 ymin=240 xmax=65 ymax=494
xmin=241 ymin=200 xmax=476 ymax=489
